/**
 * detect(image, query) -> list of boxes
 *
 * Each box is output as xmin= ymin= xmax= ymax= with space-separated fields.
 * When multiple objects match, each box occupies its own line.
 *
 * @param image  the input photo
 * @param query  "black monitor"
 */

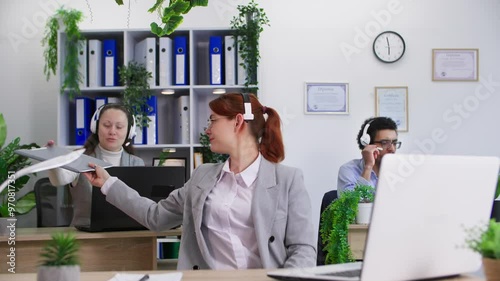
xmin=75 ymin=166 xmax=186 ymax=232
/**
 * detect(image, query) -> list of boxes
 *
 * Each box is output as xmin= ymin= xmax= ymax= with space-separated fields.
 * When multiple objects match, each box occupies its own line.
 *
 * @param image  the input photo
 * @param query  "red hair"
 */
xmin=209 ymin=93 xmax=285 ymax=163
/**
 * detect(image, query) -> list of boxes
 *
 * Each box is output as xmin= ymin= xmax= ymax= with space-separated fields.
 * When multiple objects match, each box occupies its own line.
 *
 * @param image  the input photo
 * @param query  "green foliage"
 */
xmin=464 ymin=219 xmax=500 ymax=260
xmin=199 ymin=132 xmax=228 ymax=164
xmin=157 ymin=150 xmax=171 ymax=166
xmin=320 ymin=190 xmax=359 ymax=264
xmin=41 ymin=7 xmax=84 ymax=100
xmin=40 ymin=232 xmax=80 ymax=266
xmin=496 ymin=175 xmax=500 ymax=199
xmin=354 ymin=184 xmax=375 ymax=203
xmin=230 ymin=0 xmax=270 ymax=93
xmin=114 ymin=0 xmax=208 ymax=36
xmin=0 ymin=114 xmax=40 ymax=217
xmin=119 ymin=61 xmax=153 ymax=128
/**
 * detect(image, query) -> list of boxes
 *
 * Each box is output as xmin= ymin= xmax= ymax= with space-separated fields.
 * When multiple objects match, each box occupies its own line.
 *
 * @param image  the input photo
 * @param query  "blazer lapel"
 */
xmin=252 ymin=159 xmax=279 ymax=264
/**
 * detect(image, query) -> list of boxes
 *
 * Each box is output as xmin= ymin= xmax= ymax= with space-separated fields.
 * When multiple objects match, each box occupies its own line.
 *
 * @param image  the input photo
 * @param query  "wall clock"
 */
xmin=373 ymin=31 xmax=406 ymax=63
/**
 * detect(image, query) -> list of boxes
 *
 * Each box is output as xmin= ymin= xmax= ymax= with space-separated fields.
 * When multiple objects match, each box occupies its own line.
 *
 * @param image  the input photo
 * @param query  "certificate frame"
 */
xmin=375 ymin=86 xmax=409 ymax=132
xmin=432 ymin=48 xmax=479 ymax=81
xmin=304 ymin=82 xmax=349 ymax=114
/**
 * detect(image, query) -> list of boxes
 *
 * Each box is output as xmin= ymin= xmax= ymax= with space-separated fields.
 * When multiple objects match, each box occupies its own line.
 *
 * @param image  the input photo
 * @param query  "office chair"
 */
xmin=34 ymin=177 xmax=73 ymax=227
xmin=317 ymin=189 xmax=338 ymax=265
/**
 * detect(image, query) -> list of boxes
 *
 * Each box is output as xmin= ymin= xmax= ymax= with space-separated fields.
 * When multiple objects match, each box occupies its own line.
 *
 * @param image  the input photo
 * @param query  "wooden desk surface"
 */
xmin=0 ymin=226 xmax=182 ymax=242
xmin=0 ymin=268 xmax=484 ymax=281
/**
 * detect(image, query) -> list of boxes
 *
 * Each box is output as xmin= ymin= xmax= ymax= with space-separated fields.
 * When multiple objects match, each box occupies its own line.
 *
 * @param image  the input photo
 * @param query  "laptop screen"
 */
xmin=81 ymin=166 xmax=186 ymax=232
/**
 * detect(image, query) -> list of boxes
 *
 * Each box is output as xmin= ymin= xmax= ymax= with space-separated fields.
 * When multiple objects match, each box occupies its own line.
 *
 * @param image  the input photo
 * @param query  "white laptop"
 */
xmin=268 ymin=154 xmax=499 ymax=281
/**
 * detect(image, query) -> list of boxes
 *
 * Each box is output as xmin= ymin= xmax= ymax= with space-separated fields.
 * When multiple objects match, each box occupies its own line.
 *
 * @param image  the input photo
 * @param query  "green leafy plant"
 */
xmin=495 ymin=175 xmax=500 ymax=199
xmin=230 ymin=0 xmax=270 ymax=93
xmin=199 ymin=132 xmax=228 ymax=164
xmin=320 ymin=184 xmax=376 ymax=264
xmin=40 ymin=232 xmax=80 ymax=266
xmin=320 ymin=190 xmax=359 ymax=264
xmin=119 ymin=61 xmax=153 ymax=128
xmin=355 ymin=184 xmax=375 ymax=203
xmin=113 ymin=0 xmax=208 ymax=36
xmin=464 ymin=219 xmax=500 ymax=260
xmin=0 ymin=114 xmax=40 ymax=217
xmin=41 ymin=7 xmax=84 ymax=100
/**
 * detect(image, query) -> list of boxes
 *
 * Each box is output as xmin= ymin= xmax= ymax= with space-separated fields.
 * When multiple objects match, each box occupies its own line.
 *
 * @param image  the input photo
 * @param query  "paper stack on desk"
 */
xmin=108 ymin=272 xmax=183 ymax=281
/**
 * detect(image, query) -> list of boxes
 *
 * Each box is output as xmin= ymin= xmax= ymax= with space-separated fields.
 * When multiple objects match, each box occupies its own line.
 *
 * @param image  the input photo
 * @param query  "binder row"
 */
xmin=74 ymin=96 xmax=189 ymax=146
xmin=210 ymin=35 xmax=247 ymax=86
xmin=78 ymin=39 xmax=120 ymax=88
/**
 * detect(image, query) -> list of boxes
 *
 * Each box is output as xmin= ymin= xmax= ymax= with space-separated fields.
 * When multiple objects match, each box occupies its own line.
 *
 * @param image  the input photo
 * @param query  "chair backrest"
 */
xmin=34 ymin=178 xmax=73 ymax=227
xmin=317 ymin=190 xmax=338 ymax=265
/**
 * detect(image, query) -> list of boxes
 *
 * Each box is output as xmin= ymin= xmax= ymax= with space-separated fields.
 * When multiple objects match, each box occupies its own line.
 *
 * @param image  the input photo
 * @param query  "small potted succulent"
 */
xmin=38 ymin=232 xmax=80 ymax=281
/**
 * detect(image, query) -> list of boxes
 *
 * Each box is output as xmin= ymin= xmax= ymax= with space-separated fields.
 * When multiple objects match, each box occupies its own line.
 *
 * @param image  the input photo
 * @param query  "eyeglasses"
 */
xmin=207 ymin=117 xmax=226 ymax=129
xmin=373 ymin=140 xmax=402 ymax=149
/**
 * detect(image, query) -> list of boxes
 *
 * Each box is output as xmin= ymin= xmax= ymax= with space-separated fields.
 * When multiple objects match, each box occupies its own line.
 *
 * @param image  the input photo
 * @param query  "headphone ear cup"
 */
xmin=128 ymin=115 xmax=137 ymax=140
xmin=90 ymin=108 xmax=100 ymax=134
xmin=360 ymin=121 xmax=372 ymax=147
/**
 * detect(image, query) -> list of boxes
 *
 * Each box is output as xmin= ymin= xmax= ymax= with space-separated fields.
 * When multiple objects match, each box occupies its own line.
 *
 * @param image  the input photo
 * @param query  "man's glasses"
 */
xmin=373 ymin=140 xmax=402 ymax=149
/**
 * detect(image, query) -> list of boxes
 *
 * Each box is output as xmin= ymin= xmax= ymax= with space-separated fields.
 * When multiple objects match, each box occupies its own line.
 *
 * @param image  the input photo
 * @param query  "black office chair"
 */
xmin=34 ymin=177 xmax=73 ymax=227
xmin=317 ymin=190 xmax=338 ymax=265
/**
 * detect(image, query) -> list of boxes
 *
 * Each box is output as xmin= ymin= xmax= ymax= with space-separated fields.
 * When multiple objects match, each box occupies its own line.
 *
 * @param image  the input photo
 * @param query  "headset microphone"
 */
xmin=241 ymin=93 xmax=254 ymax=121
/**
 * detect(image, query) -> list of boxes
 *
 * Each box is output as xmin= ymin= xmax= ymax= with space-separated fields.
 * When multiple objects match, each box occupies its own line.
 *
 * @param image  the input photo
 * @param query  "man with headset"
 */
xmin=337 ymin=116 xmax=401 ymax=194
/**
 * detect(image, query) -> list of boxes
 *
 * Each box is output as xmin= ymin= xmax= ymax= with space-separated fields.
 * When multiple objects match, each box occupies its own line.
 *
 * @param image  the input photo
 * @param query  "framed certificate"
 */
xmin=304 ymin=82 xmax=349 ymax=114
xmin=375 ymin=86 xmax=409 ymax=132
xmin=432 ymin=49 xmax=478 ymax=81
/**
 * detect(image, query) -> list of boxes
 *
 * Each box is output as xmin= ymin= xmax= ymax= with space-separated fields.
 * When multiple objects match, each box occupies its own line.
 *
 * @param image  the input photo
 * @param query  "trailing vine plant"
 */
xmin=113 ymin=0 xmax=209 ymax=36
xmin=118 ymin=61 xmax=153 ymax=128
xmin=230 ymin=0 xmax=270 ymax=93
xmin=41 ymin=7 xmax=84 ymax=100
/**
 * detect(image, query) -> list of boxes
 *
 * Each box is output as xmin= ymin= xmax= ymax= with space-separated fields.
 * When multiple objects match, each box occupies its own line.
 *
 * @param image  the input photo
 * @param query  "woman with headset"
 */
xmin=48 ymin=103 xmax=144 ymax=227
xmin=83 ymin=93 xmax=316 ymax=270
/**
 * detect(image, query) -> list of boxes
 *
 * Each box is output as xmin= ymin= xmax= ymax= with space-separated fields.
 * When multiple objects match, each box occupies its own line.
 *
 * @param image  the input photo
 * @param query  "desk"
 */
xmin=0 ymin=227 xmax=182 ymax=273
xmin=0 ymin=269 xmax=483 ymax=281
xmin=348 ymin=224 xmax=368 ymax=260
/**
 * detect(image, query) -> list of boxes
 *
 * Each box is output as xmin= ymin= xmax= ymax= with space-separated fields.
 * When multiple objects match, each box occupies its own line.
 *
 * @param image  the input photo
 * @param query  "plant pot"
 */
xmin=483 ymin=258 xmax=500 ymax=281
xmin=356 ymin=203 xmax=373 ymax=224
xmin=37 ymin=265 xmax=80 ymax=281
xmin=0 ymin=217 xmax=16 ymax=236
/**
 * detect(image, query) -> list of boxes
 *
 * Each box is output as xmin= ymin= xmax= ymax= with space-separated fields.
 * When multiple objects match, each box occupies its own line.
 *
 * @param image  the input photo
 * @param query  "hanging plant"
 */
xmin=41 ymin=7 xmax=84 ymax=100
xmin=199 ymin=132 xmax=228 ymax=164
xmin=230 ymin=0 xmax=270 ymax=93
xmin=119 ymin=61 xmax=153 ymax=128
xmin=113 ymin=0 xmax=209 ymax=36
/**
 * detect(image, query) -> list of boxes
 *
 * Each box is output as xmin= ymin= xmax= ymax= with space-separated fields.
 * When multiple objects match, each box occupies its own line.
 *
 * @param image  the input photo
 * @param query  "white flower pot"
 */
xmin=356 ymin=203 xmax=373 ymax=224
xmin=37 ymin=265 xmax=80 ymax=281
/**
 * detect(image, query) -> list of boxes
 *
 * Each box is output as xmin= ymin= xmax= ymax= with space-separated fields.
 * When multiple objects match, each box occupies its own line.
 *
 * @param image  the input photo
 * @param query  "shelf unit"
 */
xmin=56 ymin=28 xmax=248 ymax=178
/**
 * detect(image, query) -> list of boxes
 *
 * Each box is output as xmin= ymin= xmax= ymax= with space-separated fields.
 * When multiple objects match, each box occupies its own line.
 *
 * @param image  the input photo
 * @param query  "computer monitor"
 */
xmin=75 ymin=166 xmax=186 ymax=232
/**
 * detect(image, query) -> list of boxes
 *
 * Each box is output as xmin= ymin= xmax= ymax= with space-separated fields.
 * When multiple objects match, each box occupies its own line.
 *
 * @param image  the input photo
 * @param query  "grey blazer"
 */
xmin=70 ymin=146 xmax=144 ymax=227
xmin=105 ymin=157 xmax=317 ymax=270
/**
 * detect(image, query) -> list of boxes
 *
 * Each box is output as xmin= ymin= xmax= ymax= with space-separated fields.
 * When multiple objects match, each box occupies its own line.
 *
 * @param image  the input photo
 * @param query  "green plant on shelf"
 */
xmin=199 ymin=132 xmax=228 ymax=164
xmin=119 ymin=61 xmax=153 ymax=129
xmin=41 ymin=7 xmax=84 ymax=100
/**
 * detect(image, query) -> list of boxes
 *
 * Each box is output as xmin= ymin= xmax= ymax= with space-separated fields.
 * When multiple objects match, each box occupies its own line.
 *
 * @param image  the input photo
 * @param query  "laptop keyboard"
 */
xmin=318 ymin=269 xmax=362 ymax=278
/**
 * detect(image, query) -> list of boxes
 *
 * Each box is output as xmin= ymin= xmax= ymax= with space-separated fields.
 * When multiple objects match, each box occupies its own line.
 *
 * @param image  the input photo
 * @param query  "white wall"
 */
xmin=2 ymin=0 xmax=500 ymax=233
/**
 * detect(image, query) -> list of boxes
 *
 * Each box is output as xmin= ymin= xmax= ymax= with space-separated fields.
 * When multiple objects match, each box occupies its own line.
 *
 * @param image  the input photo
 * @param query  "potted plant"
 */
xmin=119 ymin=61 xmax=153 ymax=129
xmin=354 ymin=185 xmax=375 ymax=224
xmin=112 ymin=0 xmax=209 ymax=36
xmin=41 ymin=7 xmax=84 ymax=100
xmin=320 ymin=185 xmax=376 ymax=264
xmin=230 ymin=0 xmax=270 ymax=93
xmin=464 ymin=219 xmax=500 ymax=280
xmin=0 ymin=114 xmax=39 ymax=235
xmin=38 ymin=232 xmax=80 ymax=281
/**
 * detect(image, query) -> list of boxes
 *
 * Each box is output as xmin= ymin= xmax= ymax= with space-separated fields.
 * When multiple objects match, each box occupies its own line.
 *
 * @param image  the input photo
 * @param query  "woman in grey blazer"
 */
xmin=85 ymin=93 xmax=316 ymax=270
xmin=49 ymin=103 xmax=144 ymax=227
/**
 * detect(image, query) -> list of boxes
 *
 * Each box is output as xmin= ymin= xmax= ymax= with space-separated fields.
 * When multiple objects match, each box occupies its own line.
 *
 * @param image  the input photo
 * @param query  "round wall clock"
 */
xmin=373 ymin=31 xmax=406 ymax=63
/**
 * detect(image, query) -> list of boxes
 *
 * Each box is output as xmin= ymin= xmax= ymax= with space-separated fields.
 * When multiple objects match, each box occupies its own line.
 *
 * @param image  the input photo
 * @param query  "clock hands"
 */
xmin=386 ymin=36 xmax=390 ymax=55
